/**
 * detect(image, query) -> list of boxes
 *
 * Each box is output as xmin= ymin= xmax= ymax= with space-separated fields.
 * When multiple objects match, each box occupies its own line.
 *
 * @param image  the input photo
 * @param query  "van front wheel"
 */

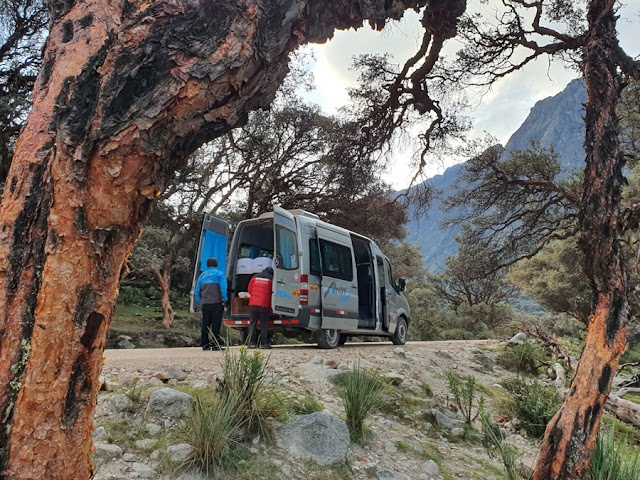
xmin=318 ymin=329 xmax=341 ymax=349
xmin=392 ymin=317 xmax=408 ymax=345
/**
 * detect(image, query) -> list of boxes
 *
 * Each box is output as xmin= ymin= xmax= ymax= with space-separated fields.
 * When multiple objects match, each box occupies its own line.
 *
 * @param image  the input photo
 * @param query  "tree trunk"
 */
xmin=153 ymin=268 xmax=174 ymax=329
xmin=534 ymin=1 xmax=628 ymax=478
xmin=0 ymin=1 xmax=426 ymax=477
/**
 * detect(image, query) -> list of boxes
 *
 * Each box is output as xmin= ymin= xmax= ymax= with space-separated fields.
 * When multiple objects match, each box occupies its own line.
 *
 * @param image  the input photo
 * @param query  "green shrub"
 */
xmin=338 ymin=362 xmax=386 ymax=444
xmin=217 ymin=346 xmax=281 ymax=442
xmin=446 ymin=372 xmax=484 ymax=425
xmin=590 ymin=425 xmax=640 ymax=480
xmin=180 ymin=392 xmax=246 ymax=476
xmin=498 ymin=340 xmax=550 ymax=375
xmin=501 ymin=378 xmax=562 ymax=438
xmin=117 ymin=286 xmax=151 ymax=306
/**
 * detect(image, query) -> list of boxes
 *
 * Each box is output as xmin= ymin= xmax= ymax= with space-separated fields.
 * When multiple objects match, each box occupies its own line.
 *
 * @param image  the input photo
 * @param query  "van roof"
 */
xmin=258 ymin=209 xmax=320 ymax=220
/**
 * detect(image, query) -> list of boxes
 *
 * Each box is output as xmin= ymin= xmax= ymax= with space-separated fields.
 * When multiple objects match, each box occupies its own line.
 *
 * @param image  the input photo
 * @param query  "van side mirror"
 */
xmin=398 ymin=278 xmax=406 ymax=292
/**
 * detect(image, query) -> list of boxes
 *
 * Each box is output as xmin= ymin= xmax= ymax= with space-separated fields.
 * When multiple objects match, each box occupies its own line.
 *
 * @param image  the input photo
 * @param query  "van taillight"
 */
xmin=300 ymin=274 xmax=309 ymax=306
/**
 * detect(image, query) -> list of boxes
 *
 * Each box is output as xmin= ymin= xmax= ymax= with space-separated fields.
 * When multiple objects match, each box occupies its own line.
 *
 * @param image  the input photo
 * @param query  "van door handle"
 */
xmin=351 ymin=285 xmax=357 ymax=290
xmin=277 ymin=280 xmax=286 ymax=285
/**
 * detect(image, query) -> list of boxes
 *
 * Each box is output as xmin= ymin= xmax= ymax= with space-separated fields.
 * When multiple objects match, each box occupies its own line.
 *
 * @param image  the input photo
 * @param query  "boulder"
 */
xmin=123 ymin=453 xmax=138 ymax=462
xmin=93 ymin=443 xmax=123 ymax=467
xmin=507 ymin=332 xmax=527 ymax=346
xmin=472 ymin=352 xmax=495 ymax=370
xmin=117 ymin=337 xmax=136 ymax=349
xmin=145 ymin=388 xmax=194 ymax=419
xmin=275 ymin=412 xmax=350 ymax=466
xmin=145 ymin=423 xmax=162 ymax=436
xmin=167 ymin=443 xmax=194 ymax=463
xmin=135 ymin=438 xmax=158 ymax=450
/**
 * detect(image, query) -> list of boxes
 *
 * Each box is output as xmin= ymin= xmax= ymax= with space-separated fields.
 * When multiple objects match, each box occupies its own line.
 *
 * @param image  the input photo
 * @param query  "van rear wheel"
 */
xmin=338 ymin=333 xmax=348 ymax=346
xmin=392 ymin=317 xmax=408 ymax=345
xmin=318 ymin=329 xmax=341 ymax=349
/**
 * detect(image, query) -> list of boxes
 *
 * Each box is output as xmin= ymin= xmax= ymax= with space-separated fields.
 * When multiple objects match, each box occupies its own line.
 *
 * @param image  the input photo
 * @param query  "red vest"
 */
xmin=248 ymin=276 xmax=272 ymax=308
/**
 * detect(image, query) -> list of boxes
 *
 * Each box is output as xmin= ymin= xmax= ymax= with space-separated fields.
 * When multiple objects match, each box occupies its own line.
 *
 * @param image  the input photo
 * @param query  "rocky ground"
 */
xmin=94 ymin=340 xmax=544 ymax=480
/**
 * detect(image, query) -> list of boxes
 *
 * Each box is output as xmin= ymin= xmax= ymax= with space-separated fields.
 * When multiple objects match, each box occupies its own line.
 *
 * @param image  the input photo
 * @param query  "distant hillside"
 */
xmin=407 ymin=78 xmax=587 ymax=271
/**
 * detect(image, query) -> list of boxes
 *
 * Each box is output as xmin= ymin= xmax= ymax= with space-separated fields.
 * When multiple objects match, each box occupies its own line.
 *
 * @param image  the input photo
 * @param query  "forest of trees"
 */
xmin=2 ymin=1 xmax=640 ymax=479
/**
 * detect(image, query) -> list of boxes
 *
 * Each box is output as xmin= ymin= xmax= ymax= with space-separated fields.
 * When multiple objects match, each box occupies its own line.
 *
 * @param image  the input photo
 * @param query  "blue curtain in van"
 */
xmin=201 ymin=231 xmax=227 ymax=274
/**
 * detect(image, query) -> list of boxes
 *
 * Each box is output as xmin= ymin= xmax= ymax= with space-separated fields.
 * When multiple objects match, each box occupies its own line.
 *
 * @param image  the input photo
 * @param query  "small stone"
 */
xmin=145 ymin=423 xmax=162 ymax=436
xmin=119 ymin=374 xmax=139 ymax=387
xmin=135 ymin=439 xmax=158 ymax=450
xmin=422 ymin=459 xmax=440 ymax=477
xmin=326 ymin=360 xmax=339 ymax=369
xmin=377 ymin=470 xmax=397 ymax=480
xmin=93 ymin=443 xmax=123 ymax=467
xmin=105 ymin=379 xmax=119 ymax=392
xmin=165 ymin=366 xmax=187 ymax=381
xmin=124 ymin=453 xmax=138 ymax=462
xmin=118 ymin=338 xmax=136 ymax=349
xmin=109 ymin=394 xmax=133 ymax=413
xmin=191 ymin=381 xmax=210 ymax=389
xmin=431 ymin=410 xmax=464 ymax=430
xmin=167 ymin=443 xmax=194 ymax=463
xmin=147 ymin=377 xmax=164 ymax=387
xmin=469 ymin=364 xmax=485 ymax=373
xmin=384 ymin=372 xmax=404 ymax=386
xmin=384 ymin=443 xmax=398 ymax=454
xmin=507 ymin=332 xmax=527 ymax=346
xmin=150 ymin=450 xmax=161 ymax=460
xmin=131 ymin=463 xmax=156 ymax=479
xmin=93 ymin=426 xmax=108 ymax=442
xmin=98 ymin=376 xmax=106 ymax=391
xmin=451 ymin=428 xmax=465 ymax=437
xmin=145 ymin=388 xmax=194 ymax=419
xmin=311 ymin=355 xmax=324 ymax=364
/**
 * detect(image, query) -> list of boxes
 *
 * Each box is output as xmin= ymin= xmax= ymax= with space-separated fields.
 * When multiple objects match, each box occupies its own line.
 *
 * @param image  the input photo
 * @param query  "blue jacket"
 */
xmin=195 ymin=268 xmax=228 ymax=304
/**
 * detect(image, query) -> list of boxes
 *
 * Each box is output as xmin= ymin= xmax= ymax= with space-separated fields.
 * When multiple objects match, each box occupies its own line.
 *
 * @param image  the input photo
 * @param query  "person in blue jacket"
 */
xmin=195 ymin=257 xmax=228 ymax=350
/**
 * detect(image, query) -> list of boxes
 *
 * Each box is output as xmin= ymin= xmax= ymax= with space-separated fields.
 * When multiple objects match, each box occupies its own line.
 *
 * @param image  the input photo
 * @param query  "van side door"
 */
xmin=190 ymin=214 xmax=230 ymax=313
xmin=384 ymin=258 xmax=400 ymax=334
xmin=272 ymin=206 xmax=300 ymax=317
xmin=317 ymin=228 xmax=359 ymax=331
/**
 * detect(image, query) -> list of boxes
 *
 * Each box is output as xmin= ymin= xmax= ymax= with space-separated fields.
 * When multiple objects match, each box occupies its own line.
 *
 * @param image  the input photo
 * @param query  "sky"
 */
xmin=299 ymin=1 xmax=640 ymax=189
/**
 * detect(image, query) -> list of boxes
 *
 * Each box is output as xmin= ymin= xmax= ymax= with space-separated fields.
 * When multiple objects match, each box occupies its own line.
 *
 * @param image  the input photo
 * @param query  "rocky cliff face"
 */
xmin=407 ymin=78 xmax=587 ymax=271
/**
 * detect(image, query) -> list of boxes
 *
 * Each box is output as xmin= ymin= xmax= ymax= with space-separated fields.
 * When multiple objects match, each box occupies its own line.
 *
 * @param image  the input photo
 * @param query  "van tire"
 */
xmin=338 ymin=333 xmax=348 ymax=346
xmin=392 ymin=317 xmax=408 ymax=345
xmin=318 ymin=329 xmax=341 ymax=349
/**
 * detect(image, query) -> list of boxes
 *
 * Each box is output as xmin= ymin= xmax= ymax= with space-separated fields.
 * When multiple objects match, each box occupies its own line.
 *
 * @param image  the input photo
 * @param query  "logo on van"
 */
xmin=276 ymin=289 xmax=294 ymax=300
xmin=323 ymin=281 xmax=350 ymax=302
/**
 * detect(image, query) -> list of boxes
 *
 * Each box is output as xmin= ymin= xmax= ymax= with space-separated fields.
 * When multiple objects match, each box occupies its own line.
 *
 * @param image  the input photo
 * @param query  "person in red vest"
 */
xmin=248 ymin=266 xmax=273 ymax=348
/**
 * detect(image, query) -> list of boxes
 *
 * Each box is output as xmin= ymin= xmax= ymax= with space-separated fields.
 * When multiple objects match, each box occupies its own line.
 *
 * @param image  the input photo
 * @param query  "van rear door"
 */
xmin=273 ymin=206 xmax=300 ymax=317
xmin=190 ymin=214 xmax=230 ymax=313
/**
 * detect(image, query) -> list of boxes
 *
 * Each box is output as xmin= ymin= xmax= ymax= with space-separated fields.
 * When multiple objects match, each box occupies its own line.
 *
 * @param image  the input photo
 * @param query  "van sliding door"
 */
xmin=190 ymin=214 xmax=230 ymax=313
xmin=273 ymin=206 xmax=300 ymax=317
xmin=317 ymin=228 xmax=359 ymax=331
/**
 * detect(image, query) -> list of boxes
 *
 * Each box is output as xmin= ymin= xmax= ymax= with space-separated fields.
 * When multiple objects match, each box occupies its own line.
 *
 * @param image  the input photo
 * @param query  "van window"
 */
xmin=385 ymin=259 xmax=396 ymax=290
xmin=309 ymin=239 xmax=322 ymax=276
xmin=276 ymin=225 xmax=298 ymax=270
xmin=320 ymin=240 xmax=353 ymax=281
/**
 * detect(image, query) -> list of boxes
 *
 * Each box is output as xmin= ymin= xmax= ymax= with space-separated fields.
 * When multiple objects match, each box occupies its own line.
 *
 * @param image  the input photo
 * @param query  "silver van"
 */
xmin=190 ymin=207 xmax=410 ymax=349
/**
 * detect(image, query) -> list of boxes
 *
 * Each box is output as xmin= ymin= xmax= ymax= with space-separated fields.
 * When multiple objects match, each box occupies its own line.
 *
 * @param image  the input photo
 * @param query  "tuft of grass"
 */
xmin=290 ymin=394 xmax=323 ymax=416
xmin=501 ymin=378 xmax=562 ymax=438
xmin=180 ymin=391 xmax=246 ymax=476
xmin=590 ymin=425 xmax=640 ymax=480
xmin=338 ymin=361 xmax=386 ymax=444
xmin=498 ymin=340 xmax=551 ymax=375
xmin=395 ymin=440 xmax=411 ymax=453
xmin=480 ymin=409 xmax=521 ymax=480
xmin=421 ymin=382 xmax=434 ymax=397
xmin=217 ymin=346 xmax=282 ymax=442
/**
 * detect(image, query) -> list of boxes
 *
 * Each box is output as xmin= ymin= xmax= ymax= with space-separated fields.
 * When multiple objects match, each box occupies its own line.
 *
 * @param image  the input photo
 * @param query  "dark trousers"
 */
xmin=249 ymin=306 xmax=270 ymax=346
xmin=202 ymin=303 xmax=224 ymax=348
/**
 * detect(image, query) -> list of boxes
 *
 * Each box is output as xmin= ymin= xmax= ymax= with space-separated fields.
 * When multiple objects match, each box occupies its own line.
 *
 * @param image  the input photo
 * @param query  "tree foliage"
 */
xmin=0 ymin=0 xmax=47 ymax=187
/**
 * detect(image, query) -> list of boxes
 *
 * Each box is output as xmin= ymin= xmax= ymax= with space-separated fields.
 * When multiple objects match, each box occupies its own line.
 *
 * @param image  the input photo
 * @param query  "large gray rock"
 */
xmin=145 ymin=388 xmax=194 ymax=419
xmin=131 ymin=462 xmax=156 ymax=479
xmin=377 ymin=471 xmax=397 ymax=480
xmin=421 ymin=459 xmax=441 ymax=478
xmin=275 ymin=412 xmax=350 ymax=466
xmin=93 ymin=443 xmax=123 ymax=467
xmin=93 ymin=426 xmax=108 ymax=442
